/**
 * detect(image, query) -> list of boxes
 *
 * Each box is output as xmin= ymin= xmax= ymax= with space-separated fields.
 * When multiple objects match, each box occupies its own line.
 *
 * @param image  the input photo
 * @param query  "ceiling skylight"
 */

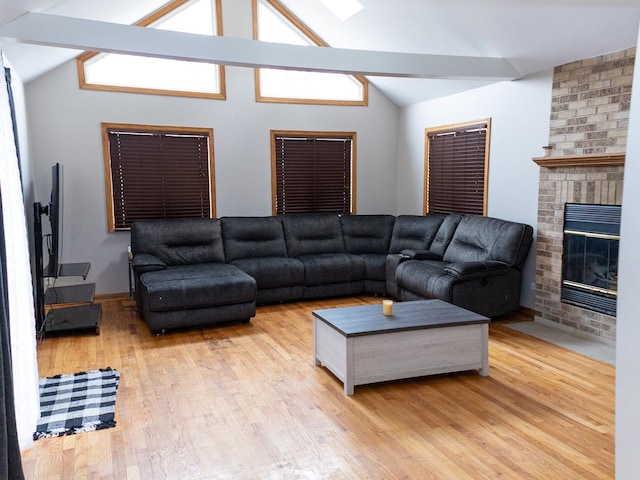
xmin=318 ymin=0 xmax=363 ymax=21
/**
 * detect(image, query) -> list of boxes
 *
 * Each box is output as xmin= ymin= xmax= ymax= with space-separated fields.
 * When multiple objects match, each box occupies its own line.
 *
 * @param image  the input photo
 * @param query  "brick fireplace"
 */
xmin=533 ymin=48 xmax=633 ymax=344
xmin=534 ymin=155 xmax=623 ymax=343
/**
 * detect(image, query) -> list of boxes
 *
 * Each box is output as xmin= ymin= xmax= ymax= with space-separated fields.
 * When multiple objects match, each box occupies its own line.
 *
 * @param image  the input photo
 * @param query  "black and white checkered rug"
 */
xmin=34 ymin=367 xmax=120 ymax=440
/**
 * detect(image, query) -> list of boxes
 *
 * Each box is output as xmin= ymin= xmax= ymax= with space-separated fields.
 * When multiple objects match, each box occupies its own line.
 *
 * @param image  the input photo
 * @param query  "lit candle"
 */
xmin=383 ymin=299 xmax=393 ymax=316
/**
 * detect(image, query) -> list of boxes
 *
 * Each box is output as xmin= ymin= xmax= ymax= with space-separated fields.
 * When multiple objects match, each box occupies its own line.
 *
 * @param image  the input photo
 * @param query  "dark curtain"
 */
xmin=4 ymin=68 xmax=22 ymax=183
xmin=0 ymin=189 xmax=25 ymax=479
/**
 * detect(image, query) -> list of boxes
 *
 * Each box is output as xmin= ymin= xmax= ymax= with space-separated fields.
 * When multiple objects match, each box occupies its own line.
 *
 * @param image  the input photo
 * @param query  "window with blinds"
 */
xmin=425 ymin=120 xmax=490 ymax=216
xmin=102 ymin=123 xmax=215 ymax=231
xmin=272 ymin=132 xmax=355 ymax=215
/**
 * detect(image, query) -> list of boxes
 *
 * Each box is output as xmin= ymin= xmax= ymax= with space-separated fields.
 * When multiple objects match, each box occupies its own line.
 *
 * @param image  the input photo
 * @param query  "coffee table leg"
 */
xmin=480 ymin=323 xmax=489 ymax=376
xmin=345 ymin=338 xmax=355 ymax=395
xmin=312 ymin=317 xmax=321 ymax=366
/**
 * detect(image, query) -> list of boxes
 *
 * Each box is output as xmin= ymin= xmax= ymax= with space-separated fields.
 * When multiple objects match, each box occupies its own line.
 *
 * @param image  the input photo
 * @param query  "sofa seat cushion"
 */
xmin=297 ymin=253 xmax=365 ymax=286
xmin=229 ymin=257 xmax=304 ymax=289
xmin=140 ymin=263 xmax=256 ymax=312
xmin=358 ymin=253 xmax=388 ymax=281
xmin=394 ymin=259 xmax=453 ymax=300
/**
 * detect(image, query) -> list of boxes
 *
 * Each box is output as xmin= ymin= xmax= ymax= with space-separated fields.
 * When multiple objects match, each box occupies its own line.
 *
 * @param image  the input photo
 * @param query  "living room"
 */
xmin=1 ymin=0 xmax=640 ymax=478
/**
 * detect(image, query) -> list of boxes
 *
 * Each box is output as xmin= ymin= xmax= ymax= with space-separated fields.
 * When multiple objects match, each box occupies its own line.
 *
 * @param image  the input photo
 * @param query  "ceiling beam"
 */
xmin=0 ymin=12 xmax=522 ymax=80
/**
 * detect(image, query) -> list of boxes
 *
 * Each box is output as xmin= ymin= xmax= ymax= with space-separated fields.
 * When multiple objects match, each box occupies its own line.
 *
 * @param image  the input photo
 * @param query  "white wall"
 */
xmin=22 ymin=1 xmax=399 ymax=295
xmin=396 ymin=71 xmax=553 ymax=308
xmin=615 ymin=24 xmax=640 ymax=479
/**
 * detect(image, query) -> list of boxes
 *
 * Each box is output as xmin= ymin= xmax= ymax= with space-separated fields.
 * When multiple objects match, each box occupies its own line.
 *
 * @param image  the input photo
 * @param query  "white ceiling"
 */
xmin=1 ymin=0 xmax=640 ymax=106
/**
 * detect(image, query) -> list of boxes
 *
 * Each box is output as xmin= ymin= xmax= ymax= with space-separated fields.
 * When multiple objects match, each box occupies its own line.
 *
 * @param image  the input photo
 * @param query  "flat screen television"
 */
xmin=44 ymin=162 xmax=63 ymax=278
xmin=33 ymin=163 xmax=63 ymax=331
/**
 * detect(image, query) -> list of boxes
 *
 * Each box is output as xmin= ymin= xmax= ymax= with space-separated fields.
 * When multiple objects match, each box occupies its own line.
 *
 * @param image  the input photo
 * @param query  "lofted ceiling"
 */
xmin=1 ymin=0 xmax=640 ymax=106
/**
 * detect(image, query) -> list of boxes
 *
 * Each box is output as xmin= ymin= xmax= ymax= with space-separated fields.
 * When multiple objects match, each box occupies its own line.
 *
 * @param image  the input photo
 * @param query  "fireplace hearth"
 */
xmin=561 ymin=203 xmax=620 ymax=316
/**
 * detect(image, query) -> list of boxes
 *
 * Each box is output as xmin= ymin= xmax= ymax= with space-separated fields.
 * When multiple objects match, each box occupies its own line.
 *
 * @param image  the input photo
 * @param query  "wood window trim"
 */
xmin=252 ymin=0 xmax=368 ymax=106
xmin=423 ymin=118 xmax=491 ymax=216
xmin=270 ymin=130 xmax=357 ymax=215
xmin=76 ymin=0 xmax=226 ymax=100
xmin=101 ymin=122 xmax=216 ymax=232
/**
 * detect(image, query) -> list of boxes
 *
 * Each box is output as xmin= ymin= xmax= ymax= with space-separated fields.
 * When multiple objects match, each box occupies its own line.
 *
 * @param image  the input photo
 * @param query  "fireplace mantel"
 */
xmin=533 ymin=152 xmax=625 ymax=168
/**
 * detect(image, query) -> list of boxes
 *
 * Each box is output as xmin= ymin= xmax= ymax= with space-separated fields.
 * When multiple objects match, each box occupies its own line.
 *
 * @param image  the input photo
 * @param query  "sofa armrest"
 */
xmin=131 ymin=253 xmax=167 ymax=274
xmin=400 ymin=249 xmax=443 ymax=261
xmin=444 ymin=261 xmax=511 ymax=280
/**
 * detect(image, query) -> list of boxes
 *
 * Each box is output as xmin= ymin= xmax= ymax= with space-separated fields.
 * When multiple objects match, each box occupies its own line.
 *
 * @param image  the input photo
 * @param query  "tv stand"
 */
xmin=58 ymin=262 xmax=91 ymax=278
xmin=44 ymin=304 xmax=102 ymax=335
xmin=42 ymin=263 xmax=101 ymax=335
xmin=33 ymin=201 xmax=101 ymax=337
xmin=45 ymin=283 xmax=95 ymax=305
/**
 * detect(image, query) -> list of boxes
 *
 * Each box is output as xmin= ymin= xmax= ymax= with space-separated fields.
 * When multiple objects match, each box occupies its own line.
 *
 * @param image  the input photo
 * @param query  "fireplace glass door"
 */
xmin=563 ymin=233 xmax=618 ymax=294
xmin=561 ymin=203 xmax=620 ymax=316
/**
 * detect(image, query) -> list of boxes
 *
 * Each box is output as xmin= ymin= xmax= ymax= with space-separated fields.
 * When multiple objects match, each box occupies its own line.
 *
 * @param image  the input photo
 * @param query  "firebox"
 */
xmin=561 ymin=203 xmax=621 ymax=317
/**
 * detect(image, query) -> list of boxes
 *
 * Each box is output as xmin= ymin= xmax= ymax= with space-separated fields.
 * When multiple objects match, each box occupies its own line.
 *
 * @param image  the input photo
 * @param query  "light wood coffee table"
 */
xmin=313 ymin=299 xmax=490 ymax=395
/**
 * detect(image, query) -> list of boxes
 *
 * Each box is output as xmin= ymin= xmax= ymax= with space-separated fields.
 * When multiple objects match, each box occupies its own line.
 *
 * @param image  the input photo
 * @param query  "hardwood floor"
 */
xmin=21 ymin=296 xmax=615 ymax=479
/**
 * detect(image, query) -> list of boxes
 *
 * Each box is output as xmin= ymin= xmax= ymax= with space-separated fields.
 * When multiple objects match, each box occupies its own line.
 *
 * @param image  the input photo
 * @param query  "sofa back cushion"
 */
xmin=341 ymin=215 xmax=396 ymax=254
xmin=388 ymin=215 xmax=446 ymax=254
xmin=221 ymin=216 xmax=288 ymax=261
xmin=282 ymin=214 xmax=345 ymax=257
xmin=131 ymin=218 xmax=225 ymax=265
xmin=429 ymin=214 xmax=463 ymax=256
xmin=442 ymin=215 xmax=533 ymax=268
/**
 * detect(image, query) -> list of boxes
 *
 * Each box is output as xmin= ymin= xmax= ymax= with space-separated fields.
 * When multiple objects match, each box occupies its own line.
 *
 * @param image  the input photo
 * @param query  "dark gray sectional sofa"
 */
xmin=130 ymin=213 xmax=533 ymax=333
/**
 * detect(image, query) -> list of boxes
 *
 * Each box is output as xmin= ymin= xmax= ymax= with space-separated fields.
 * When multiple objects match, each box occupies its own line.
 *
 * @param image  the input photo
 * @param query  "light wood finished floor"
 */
xmin=21 ymin=296 xmax=614 ymax=479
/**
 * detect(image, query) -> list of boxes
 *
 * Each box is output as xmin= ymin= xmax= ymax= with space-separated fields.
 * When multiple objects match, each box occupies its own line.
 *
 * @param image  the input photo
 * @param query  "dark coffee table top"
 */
xmin=312 ymin=299 xmax=489 ymax=337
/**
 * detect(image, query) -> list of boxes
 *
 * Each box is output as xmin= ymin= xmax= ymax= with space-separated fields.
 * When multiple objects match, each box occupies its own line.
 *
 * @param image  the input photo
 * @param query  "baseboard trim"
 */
xmin=517 ymin=306 xmax=535 ymax=319
xmin=94 ymin=292 xmax=131 ymax=301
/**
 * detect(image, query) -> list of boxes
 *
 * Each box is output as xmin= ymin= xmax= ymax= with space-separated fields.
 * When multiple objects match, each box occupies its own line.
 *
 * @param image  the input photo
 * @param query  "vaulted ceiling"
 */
xmin=1 ymin=0 xmax=640 ymax=106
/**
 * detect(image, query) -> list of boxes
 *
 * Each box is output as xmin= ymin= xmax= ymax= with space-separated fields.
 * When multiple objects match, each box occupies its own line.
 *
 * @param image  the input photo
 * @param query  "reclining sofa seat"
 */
xmin=393 ymin=215 xmax=534 ymax=318
xmin=130 ymin=218 xmax=257 ymax=333
xmin=384 ymin=214 xmax=460 ymax=298
xmin=281 ymin=214 xmax=366 ymax=299
xmin=222 ymin=214 xmax=399 ymax=304
xmin=340 ymin=214 xmax=396 ymax=294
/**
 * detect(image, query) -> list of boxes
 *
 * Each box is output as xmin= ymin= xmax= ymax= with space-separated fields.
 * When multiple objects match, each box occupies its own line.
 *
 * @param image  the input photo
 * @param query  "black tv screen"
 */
xmin=45 ymin=163 xmax=63 ymax=277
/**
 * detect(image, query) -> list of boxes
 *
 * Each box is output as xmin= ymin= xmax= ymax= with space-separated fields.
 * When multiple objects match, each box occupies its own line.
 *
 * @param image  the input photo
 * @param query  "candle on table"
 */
xmin=383 ymin=299 xmax=393 ymax=316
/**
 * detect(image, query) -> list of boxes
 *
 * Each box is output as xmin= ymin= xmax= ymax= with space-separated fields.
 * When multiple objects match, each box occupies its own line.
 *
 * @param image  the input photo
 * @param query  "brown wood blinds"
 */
xmin=274 ymin=134 xmax=352 ymax=215
xmin=427 ymin=122 xmax=489 ymax=216
xmin=106 ymin=128 xmax=212 ymax=230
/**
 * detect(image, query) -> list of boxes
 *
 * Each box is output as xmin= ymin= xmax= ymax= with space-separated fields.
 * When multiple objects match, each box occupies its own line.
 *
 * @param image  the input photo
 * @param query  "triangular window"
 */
xmin=77 ymin=0 xmax=225 ymax=99
xmin=254 ymin=0 xmax=368 ymax=106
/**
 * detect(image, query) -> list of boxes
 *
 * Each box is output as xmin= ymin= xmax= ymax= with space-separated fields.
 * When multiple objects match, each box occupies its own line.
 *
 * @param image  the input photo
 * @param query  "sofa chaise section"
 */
xmin=130 ymin=218 xmax=257 ymax=333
